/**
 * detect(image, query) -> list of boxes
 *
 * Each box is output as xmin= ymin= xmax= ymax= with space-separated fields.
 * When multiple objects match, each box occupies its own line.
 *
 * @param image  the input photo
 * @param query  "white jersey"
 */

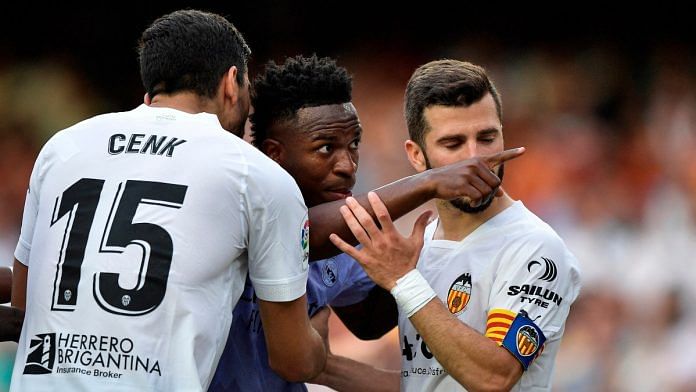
xmin=399 ymin=201 xmax=581 ymax=391
xmin=11 ymin=105 xmax=309 ymax=391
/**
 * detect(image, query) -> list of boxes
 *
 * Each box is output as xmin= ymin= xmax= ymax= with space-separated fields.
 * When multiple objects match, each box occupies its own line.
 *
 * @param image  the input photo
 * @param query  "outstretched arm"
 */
xmin=330 ymin=193 xmax=523 ymax=391
xmin=311 ymin=354 xmax=400 ymax=392
xmin=308 ymin=148 xmax=524 ymax=260
xmin=308 ymin=307 xmax=400 ymax=392
xmin=332 ymin=286 xmax=398 ymax=340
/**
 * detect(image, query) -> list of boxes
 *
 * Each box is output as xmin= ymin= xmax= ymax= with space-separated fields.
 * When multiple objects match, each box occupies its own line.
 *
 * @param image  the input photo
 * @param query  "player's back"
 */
xmin=11 ymin=105 xmax=306 ymax=391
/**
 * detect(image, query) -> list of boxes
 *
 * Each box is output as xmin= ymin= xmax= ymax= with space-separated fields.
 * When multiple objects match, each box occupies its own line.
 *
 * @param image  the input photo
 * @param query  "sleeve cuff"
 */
xmin=251 ymin=270 xmax=308 ymax=302
xmin=14 ymin=239 xmax=31 ymax=266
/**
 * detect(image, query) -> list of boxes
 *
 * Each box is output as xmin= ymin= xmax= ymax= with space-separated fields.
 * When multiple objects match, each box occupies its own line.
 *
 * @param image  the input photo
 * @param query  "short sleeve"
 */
xmin=14 ymin=149 xmax=46 ymax=266
xmin=328 ymin=252 xmax=376 ymax=307
xmin=484 ymin=230 xmax=581 ymax=367
xmin=244 ymin=157 xmax=309 ymax=302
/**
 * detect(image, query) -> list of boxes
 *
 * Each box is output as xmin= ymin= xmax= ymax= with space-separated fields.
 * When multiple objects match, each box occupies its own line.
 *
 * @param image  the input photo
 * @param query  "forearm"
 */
xmin=333 ymin=287 xmax=398 ymax=340
xmin=309 ymin=173 xmax=433 ymax=260
xmin=310 ymin=353 xmax=400 ymax=392
xmin=409 ymin=299 xmax=521 ymax=392
xmin=259 ymin=297 xmax=327 ymax=381
xmin=0 ymin=305 xmax=24 ymax=342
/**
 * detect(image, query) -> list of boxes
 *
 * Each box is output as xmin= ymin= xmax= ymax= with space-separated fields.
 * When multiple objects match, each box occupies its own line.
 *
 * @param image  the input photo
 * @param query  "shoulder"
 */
xmin=497 ymin=205 xmax=581 ymax=285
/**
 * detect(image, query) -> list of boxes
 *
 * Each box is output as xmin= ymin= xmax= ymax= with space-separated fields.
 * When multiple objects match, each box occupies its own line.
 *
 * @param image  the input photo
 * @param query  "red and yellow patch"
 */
xmin=485 ymin=308 xmax=515 ymax=345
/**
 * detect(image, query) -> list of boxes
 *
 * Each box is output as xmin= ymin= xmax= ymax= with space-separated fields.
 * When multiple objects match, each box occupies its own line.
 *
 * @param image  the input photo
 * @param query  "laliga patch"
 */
xmin=501 ymin=310 xmax=546 ymax=370
xmin=300 ymin=218 xmax=310 ymax=271
xmin=447 ymin=273 xmax=472 ymax=315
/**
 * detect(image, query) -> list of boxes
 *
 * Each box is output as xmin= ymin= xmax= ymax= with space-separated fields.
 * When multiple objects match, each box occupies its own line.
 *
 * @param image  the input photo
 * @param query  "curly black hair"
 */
xmin=250 ymin=55 xmax=352 ymax=147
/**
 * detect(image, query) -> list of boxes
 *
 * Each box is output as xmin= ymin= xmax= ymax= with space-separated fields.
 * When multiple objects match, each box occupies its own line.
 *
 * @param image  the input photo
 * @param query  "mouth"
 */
xmin=325 ymin=188 xmax=353 ymax=201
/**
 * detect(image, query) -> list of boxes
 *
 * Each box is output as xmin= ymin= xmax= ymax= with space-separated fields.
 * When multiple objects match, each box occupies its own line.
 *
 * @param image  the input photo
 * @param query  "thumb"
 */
xmin=411 ymin=210 xmax=434 ymax=241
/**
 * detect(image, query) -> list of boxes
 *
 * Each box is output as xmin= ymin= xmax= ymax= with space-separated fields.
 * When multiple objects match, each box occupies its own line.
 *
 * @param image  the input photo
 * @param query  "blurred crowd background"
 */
xmin=0 ymin=3 xmax=694 ymax=391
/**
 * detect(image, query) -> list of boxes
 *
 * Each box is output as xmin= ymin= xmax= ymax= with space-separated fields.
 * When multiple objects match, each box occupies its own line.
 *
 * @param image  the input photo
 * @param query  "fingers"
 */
xmin=329 ymin=233 xmax=362 ymax=261
xmin=345 ymin=197 xmax=382 ymax=240
xmin=463 ymin=169 xmax=496 ymax=198
xmin=339 ymin=204 xmax=372 ymax=245
xmin=367 ymin=192 xmax=396 ymax=233
xmin=484 ymin=147 xmax=525 ymax=168
xmin=410 ymin=210 xmax=433 ymax=242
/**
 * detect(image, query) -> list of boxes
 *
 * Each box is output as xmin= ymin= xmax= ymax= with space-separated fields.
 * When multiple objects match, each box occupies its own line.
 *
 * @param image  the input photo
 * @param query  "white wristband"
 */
xmin=390 ymin=269 xmax=437 ymax=318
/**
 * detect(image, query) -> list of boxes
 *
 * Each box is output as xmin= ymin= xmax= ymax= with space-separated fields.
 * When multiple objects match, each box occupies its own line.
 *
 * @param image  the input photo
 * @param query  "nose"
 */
xmin=333 ymin=149 xmax=358 ymax=178
xmin=464 ymin=141 xmax=480 ymax=159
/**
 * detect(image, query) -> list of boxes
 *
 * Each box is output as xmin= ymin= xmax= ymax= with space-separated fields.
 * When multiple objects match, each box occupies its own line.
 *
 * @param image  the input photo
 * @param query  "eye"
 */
xmin=444 ymin=140 xmax=462 ymax=149
xmin=318 ymin=145 xmax=332 ymax=153
xmin=350 ymin=138 xmax=361 ymax=149
xmin=479 ymin=138 xmax=495 ymax=144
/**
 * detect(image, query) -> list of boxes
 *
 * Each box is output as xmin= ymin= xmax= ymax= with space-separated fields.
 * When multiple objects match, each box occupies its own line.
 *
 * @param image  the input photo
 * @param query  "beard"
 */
xmin=424 ymin=153 xmax=504 ymax=214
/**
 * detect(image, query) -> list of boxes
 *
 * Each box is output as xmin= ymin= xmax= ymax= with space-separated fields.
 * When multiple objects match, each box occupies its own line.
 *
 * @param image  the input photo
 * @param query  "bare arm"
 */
xmin=0 ymin=266 xmax=11 ymax=303
xmin=308 ymin=307 xmax=400 ymax=392
xmin=258 ymin=295 xmax=327 ymax=382
xmin=308 ymin=148 xmax=524 ymax=260
xmin=0 ymin=261 xmax=26 ymax=342
xmin=332 ymin=286 xmax=398 ymax=340
xmin=330 ymin=193 xmax=523 ymax=391
xmin=12 ymin=259 xmax=27 ymax=310
xmin=0 ymin=305 xmax=24 ymax=342
xmin=408 ymin=299 xmax=522 ymax=391
xmin=311 ymin=354 xmax=400 ymax=392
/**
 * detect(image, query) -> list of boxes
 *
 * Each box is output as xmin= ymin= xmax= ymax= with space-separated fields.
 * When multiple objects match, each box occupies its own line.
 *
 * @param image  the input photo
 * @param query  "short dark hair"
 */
xmin=405 ymin=60 xmax=502 ymax=147
xmin=138 ymin=9 xmax=251 ymax=99
xmin=250 ymin=55 xmax=352 ymax=148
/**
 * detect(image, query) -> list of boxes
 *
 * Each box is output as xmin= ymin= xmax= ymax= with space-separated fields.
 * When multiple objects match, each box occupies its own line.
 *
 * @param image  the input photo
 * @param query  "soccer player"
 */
xmin=9 ymin=10 xmax=325 ymax=391
xmin=209 ymin=55 xmax=525 ymax=391
xmin=331 ymin=60 xmax=582 ymax=391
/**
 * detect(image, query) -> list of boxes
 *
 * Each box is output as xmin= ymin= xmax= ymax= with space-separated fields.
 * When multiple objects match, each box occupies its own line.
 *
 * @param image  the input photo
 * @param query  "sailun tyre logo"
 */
xmin=24 ymin=333 xmax=57 ymax=374
xmin=527 ymin=257 xmax=557 ymax=282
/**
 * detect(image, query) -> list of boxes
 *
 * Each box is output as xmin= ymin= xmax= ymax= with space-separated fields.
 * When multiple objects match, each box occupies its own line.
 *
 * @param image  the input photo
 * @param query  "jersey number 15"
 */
xmin=50 ymin=178 xmax=187 ymax=316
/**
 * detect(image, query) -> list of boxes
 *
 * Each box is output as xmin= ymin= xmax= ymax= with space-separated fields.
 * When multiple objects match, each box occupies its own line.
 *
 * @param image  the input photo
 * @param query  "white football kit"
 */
xmin=399 ymin=201 xmax=581 ymax=391
xmin=11 ymin=105 xmax=309 ymax=391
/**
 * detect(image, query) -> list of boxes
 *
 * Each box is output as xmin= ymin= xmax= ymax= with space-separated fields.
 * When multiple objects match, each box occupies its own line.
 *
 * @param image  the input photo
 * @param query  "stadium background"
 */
xmin=0 ymin=3 xmax=694 ymax=391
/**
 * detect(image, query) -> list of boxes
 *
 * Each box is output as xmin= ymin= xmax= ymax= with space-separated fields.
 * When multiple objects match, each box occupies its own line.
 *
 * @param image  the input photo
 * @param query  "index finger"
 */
xmin=483 ymin=147 xmax=526 ymax=168
xmin=367 ymin=191 xmax=396 ymax=233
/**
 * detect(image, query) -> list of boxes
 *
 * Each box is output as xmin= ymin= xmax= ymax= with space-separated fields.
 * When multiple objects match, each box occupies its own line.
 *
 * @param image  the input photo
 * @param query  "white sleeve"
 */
xmin=14 ymin=149 xmax=46 ymax=266
xmin=488 ymin=231 xmax=581 ymax=338
xmin=244 ymin=158 xmax=309 ymax=302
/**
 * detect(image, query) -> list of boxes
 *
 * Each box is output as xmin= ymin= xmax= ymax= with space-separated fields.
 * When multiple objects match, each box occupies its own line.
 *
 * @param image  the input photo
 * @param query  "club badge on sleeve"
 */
xmin=501 ymin=310 xmax=546 ymax=370
xmin=486 ymin=308 xmax=546 ymax=370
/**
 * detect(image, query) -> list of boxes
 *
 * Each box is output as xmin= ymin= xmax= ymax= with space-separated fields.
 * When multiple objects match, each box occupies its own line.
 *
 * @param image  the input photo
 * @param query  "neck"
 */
xmin=433 ymin=193 xmax=514 ymax=241
xmin=149 ymin=92 xmax=218 ymax=115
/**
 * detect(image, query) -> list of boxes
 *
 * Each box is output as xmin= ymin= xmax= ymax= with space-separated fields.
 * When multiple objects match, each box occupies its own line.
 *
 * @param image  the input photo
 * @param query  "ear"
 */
xmin=223 ymin=65 xmax=240 ymax=105
xmin=405 ymin=139 xmax=427 ymax=172
xmin=261 ymin=138 xmax=284 ymax=164
xmin=143 ymin=93 xmax=151 ymax=105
